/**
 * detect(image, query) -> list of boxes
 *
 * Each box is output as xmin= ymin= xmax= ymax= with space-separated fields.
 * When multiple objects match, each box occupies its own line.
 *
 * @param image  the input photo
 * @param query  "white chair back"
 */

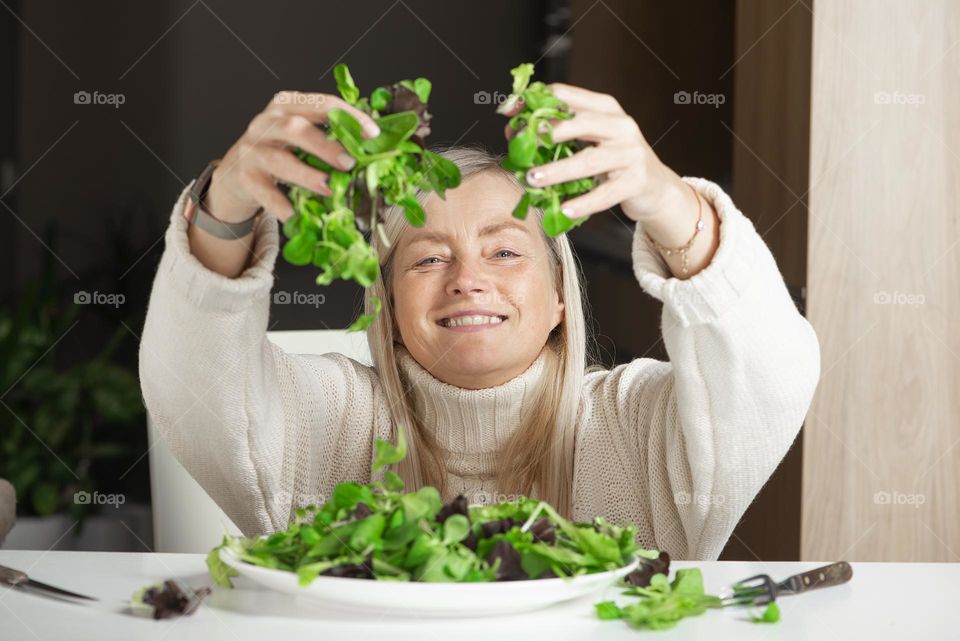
xmin=147 ymin=329 xmax=372 ymax=552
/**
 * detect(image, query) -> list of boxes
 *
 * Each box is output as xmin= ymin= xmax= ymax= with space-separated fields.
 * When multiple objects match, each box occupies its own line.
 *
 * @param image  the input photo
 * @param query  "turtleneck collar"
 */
xmin=394 ymin=344 xmax=548 ymax=467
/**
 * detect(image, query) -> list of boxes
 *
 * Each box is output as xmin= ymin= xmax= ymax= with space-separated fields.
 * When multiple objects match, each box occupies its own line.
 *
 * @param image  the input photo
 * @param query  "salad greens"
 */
xmin=207 ymin=428 xmax=645 ymax=586
xmin=205 ymin=428 xmax=783 ymax=630
xmin=597 ymin=557 xmax=784 ymax=631
xmin=281 ymin=63 xmax=461 ymax=331
xmin=280 ymin=61 xmax=608 ymax=330
xmin=497 ymin=62 xmax=599 ymax=237
xmin=596 ymin=568 xmax=721 ymax=630
xmin=130 ymin=580 xmax=211 ymax=619
xmin=750 ymin=601 xmax=781 ymax=623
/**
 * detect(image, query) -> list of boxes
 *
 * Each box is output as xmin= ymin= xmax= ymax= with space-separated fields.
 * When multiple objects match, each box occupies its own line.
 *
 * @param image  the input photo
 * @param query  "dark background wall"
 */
xmin=11 ymin=0 xmax=547 ymax=329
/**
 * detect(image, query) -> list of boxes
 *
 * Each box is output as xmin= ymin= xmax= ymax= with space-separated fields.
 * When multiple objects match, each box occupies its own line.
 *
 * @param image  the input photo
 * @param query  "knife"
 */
xmin=0 ymin=564 xmax=98 ymax=602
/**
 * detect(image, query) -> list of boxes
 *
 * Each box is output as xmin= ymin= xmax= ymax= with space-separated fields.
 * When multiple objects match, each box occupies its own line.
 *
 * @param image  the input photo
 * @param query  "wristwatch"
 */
xmin=186 ymin=159 xmax=262 ymax=240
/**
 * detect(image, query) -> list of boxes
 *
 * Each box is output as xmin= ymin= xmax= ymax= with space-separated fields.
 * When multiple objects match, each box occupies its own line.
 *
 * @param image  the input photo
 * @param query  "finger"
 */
xmin=508 ymin=118 xmax=562 ymax=142
xmin=251 ymin=113 xmax=357 ymax=171
xmin=244 ymin=169 xmax=297 ymax=221
xmin=526 ymin=143 xmax=635 ymax=189
xmin=256 ymin=144 xmax=333 ymax=198
xmin=549 ymin=111 xmax=642 ymax=144
xmin=268 ymin=91 xmax=381 ymax=138
xmin=500 ymin=96 xmax=524 ymax=117
xmin=501 ymin=93 xmax=538 ymax=139
xmin=559 ymin=176 xmax=635 ymax=219
xmin=547 ymin=83 xmax=624 ymax=116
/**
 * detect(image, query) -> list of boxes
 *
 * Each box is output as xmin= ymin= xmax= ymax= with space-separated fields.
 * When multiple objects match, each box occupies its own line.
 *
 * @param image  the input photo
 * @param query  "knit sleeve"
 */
xmin=585 ymin=176 xmax=820 ymax=560
xmin=138 ymin=182 xmax=379 ymax=537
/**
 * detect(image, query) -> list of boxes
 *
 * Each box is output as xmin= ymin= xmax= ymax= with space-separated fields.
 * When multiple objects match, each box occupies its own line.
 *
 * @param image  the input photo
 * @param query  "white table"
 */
xmin=0 ymin=550 xmax=957 ymax=640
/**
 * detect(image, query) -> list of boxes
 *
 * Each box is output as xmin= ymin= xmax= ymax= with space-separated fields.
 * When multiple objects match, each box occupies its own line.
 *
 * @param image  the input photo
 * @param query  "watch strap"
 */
xmin=187 ymin=160 xmax=262 ymax=240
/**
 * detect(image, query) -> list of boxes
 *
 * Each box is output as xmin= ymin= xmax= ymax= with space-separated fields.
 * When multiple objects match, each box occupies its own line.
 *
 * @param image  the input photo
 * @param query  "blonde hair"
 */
xmin=363 ymin=144 xmax=601 ymax=516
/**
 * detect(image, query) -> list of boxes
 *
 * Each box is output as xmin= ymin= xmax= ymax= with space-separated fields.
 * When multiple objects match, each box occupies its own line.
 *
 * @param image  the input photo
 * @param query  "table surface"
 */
xmin=0 ymin=550 xmax=958 ymax=640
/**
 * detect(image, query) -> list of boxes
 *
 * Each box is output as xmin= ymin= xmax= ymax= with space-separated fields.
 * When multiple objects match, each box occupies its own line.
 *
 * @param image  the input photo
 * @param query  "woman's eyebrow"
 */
xmin=406 ymin=220 xmax=532 ymax=246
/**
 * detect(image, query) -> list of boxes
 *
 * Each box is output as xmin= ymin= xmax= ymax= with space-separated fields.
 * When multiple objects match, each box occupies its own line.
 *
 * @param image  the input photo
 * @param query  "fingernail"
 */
xmin=366 ymin=123 xmax=381 ymax=138
xmin=562 ymin=206 xmax=576 ymax=218
xmin=527 ymin=169 xmax=544 ymax=185
xmin=337 ymin=152 xmax=356 ymax=170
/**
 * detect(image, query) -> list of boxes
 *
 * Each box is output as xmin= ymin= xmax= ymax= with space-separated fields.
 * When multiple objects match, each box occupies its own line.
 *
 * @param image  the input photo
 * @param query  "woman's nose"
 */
xmin=446 ymin=258 xmax=491 ymax=295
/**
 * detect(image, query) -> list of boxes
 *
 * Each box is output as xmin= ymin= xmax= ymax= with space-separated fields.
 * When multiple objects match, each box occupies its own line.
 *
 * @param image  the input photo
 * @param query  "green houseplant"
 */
xmin=0 ymin=230 xmax=144 ymax=533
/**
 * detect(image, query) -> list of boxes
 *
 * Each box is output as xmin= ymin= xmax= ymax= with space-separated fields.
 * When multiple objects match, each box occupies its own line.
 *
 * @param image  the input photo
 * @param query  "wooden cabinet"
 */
xmin=569 ymin=0 xmax=959 ymax=561
xmin=802 ymin=0 xmax=960 ymax=562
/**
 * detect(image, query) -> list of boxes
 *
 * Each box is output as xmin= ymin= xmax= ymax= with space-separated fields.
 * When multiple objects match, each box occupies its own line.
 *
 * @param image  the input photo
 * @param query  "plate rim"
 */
xmin=219 ymin=545 xmax=641 ymax=590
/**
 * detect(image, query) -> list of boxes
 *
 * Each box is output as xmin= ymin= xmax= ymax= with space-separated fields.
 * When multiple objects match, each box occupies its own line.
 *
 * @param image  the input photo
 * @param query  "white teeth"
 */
xmin=441 ymin=315 xmax=505 ymax=328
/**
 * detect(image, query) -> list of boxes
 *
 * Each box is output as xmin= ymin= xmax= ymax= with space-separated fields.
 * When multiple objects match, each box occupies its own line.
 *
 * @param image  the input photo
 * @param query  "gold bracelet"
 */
xmin=644 ymin=183 xmax=705 ymax=276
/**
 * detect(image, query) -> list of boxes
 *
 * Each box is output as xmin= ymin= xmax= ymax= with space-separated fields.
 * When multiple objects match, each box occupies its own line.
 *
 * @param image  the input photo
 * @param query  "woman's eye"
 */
xmin=416 ymin=251 xmax=517 ymax=266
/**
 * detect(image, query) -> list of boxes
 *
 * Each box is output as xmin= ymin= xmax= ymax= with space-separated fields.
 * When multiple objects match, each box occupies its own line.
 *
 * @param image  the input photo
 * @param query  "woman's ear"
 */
xmin=551 ymin=292 xmax=565 ymax=331
xmin=388 ymin=290 xmax=403 ymax=345
xmin=393 ymin=319 xmax=404 ymax=346
xmin=393 ymin=314 xmax=405 ymax=346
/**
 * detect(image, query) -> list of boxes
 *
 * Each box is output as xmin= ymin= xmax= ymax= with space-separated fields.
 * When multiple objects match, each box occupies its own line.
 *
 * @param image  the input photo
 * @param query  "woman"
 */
xmin=139 ymin=84 xmax=820 ymax=561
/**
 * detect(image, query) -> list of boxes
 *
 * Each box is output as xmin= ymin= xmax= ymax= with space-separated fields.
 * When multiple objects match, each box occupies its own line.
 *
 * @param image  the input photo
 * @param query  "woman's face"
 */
xmin=391 ymin=170 xmax=564 ymax=390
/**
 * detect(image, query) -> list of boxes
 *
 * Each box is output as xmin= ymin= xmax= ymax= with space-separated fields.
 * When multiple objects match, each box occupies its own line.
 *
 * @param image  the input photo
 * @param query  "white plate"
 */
xmin=219 ymin=547 xmax=638 ymax=617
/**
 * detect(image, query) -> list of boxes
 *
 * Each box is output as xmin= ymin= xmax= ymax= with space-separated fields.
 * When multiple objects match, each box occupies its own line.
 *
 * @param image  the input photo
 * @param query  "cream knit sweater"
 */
xmin=139 ymin=176 xmax=820 ymax=561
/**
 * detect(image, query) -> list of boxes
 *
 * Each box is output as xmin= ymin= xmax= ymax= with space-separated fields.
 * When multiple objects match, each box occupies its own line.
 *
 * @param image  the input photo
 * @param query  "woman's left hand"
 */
xmin=504 ymin=82 xmax=683 ymax=224
xmin=502 ymin=82 xmax=720 ymax=278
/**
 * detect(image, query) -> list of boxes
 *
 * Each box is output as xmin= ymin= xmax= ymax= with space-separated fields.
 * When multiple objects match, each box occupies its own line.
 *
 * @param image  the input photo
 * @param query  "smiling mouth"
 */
xmin=437 ymin=315 xmax=508 ymax=328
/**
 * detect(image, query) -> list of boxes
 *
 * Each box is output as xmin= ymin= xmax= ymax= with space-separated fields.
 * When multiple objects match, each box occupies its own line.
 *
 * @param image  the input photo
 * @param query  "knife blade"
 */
xmin=0 ymin=564 xmax=98 ymax=602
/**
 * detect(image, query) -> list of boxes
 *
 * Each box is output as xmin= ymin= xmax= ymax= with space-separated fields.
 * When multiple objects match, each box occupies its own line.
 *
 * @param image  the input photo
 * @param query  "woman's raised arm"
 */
xmin=576 ymin=177 xmax=820 ymax=560
xmin=139 ymin=91 xmax=385 ymax=534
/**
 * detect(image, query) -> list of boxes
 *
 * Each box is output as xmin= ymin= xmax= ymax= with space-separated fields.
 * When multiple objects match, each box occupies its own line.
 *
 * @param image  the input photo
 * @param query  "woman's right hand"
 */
xmin=204 ymin=91 xmax=381 ymax=224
